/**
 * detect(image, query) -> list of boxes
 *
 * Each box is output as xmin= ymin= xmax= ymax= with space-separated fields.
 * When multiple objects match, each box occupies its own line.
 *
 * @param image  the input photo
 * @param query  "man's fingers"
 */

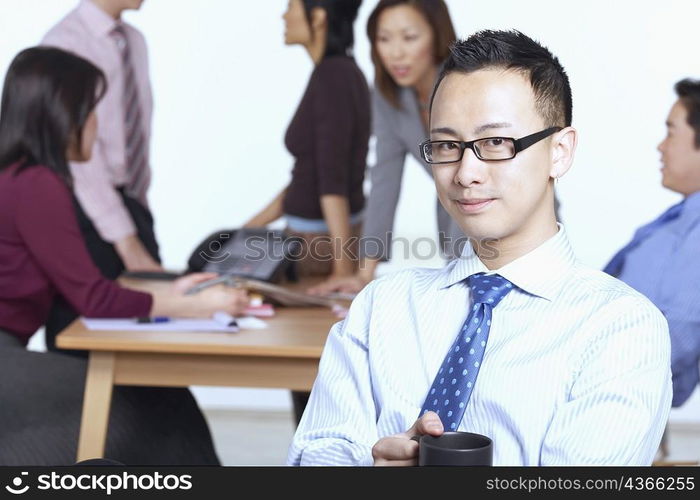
xmin=371 ymin=413 xmax=445 ymax=466
xmin=408 ymin=411 xmax=444 ymax=437
xmin=372 ymin=435 xmax=419 ymax=463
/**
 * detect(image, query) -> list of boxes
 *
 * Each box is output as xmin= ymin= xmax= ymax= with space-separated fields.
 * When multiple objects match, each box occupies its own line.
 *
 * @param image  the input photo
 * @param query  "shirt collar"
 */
xmin=77 ymin=0 xmax=120 ymax=39
xmin=682 ymin=190 xmax=700 ymax=215
xmin=439 ymin=223 xmax=577 ymax=302
xmin=664 ymin=191 xmax=700 ymax=238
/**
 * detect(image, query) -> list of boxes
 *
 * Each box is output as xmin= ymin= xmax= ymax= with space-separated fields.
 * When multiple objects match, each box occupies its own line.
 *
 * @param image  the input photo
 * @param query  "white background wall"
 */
xmin=2 ymin=0 xmax=699 ymax=422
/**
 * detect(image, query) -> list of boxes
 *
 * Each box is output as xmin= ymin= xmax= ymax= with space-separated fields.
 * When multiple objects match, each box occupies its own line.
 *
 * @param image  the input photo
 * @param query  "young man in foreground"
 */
xmin=288 ymin=30 xmax=671 ymax=466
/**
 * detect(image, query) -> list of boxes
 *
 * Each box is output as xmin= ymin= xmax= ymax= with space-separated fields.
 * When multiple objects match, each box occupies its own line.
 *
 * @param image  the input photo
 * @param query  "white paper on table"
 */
xmin=81 ymin=318 xmax=239 ymax=332
xmin=236 ymin=316 xmax=268 ymax=330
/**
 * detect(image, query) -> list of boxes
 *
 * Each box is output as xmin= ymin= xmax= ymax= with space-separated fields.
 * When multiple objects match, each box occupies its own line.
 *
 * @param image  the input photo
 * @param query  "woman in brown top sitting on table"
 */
xmin=244 ymin=0 xmax=370 ymax=281
xmin=0 ymin=47 xmax=248 ymax=465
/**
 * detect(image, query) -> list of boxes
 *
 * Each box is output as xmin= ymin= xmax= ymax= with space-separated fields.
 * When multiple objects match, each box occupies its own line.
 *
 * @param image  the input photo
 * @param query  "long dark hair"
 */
xmin=367 ymin=0 xmax=456 ymax=108
xmin=0 ymin=46 xmax=107 ymax=183
xmin=302 ymin=0 xmax=362 ymax=58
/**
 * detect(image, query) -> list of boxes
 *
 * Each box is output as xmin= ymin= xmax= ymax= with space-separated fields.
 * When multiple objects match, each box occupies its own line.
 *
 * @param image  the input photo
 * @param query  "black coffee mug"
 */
xmin=415 ymin=432 xmax=493 ymax=466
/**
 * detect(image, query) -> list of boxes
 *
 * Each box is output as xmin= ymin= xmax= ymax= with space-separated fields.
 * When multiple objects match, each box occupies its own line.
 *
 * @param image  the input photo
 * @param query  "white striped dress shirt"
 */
xmin=287 ymin=225 xmax=672 ymax=466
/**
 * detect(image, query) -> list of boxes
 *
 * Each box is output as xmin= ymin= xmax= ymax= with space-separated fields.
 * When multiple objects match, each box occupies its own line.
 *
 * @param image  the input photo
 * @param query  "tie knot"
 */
xmin=112 ymin=23 xmax=126 ymax=36
xmin=467 ymin=273 xmax=514 ymax=307
xmin=111 ymin=24 xmax=128 ymax=49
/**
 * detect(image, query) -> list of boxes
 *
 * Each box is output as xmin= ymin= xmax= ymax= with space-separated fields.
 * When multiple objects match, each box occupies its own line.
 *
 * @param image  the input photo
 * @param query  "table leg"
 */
xmin=76 ymin=351 xmax=116 ymax=462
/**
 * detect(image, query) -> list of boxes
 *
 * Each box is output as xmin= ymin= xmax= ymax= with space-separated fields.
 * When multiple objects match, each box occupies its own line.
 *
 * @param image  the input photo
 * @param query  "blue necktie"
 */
xmin=420 ymin=273 xmax=515 ymax=431
xmin=603 ymin=200 xmax=685 ymax=277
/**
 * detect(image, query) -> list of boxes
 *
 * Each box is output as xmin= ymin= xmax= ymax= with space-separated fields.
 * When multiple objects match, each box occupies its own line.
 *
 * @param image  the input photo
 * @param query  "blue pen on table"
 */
xmin=136 ymin=316 xmax=170 ymax=324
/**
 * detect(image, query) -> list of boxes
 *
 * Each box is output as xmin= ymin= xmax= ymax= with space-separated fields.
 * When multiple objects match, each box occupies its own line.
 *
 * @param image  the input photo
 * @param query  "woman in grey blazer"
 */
xmin=310 ymin=0 xmax=460 ymax=295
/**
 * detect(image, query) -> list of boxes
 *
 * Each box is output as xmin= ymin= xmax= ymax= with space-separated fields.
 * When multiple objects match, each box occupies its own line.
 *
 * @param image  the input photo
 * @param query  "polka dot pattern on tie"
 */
xmin=419 ymin=273 xmax=515 ymax=431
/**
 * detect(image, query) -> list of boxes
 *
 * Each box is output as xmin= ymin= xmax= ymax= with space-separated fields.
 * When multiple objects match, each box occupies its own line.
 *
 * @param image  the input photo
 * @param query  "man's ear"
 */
xmin=310 ymin=7 xmax=327 ymax=34
xmin=550 ymin=126 xmax=577 ymax=180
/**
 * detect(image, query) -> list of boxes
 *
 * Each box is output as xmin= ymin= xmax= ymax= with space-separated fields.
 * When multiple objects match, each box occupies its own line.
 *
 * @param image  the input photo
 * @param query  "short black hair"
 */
xmin=675 ymin=78 xmax=700 ymax=148
xmin=303 ymin=0 xmax=362 ymax=58
xmin=431 ymin=30 xmax=573 ymax=128
xmin=0 ymin=46 xmax=106 ymax=183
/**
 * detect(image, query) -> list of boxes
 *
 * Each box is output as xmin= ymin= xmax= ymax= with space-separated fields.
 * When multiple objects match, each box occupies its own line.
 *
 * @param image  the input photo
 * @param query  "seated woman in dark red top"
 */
xmin=0 ymin=47 xmax=248 ymax=465
xmin=0 ymin=50 xmax=249 ymax=344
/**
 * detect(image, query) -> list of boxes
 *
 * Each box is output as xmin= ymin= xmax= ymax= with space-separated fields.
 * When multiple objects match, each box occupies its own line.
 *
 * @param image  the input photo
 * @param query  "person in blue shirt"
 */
xmin=605 ymin=78 xmax=700 ymax=409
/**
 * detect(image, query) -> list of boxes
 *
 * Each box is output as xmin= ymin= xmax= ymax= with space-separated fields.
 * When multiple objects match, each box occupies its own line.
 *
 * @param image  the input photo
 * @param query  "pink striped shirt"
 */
xmin=42 ymin=0 xmax=153 ymax=243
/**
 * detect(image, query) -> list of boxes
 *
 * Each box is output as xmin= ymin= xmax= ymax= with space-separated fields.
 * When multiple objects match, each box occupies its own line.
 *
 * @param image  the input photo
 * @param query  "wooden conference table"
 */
xmin=56 ymin=278 xmax=338 ymax=462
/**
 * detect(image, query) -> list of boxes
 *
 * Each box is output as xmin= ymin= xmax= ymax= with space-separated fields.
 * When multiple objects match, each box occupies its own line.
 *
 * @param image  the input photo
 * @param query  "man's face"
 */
xmin=658 ymin=100 xmax=700 ymax=195
xmin=430 ymin=69 xmax=559 ymax=247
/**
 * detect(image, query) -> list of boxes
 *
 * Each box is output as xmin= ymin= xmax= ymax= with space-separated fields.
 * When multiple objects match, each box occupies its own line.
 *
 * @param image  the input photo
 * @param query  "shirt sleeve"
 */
xmin=540 ymin=295 xmax=672 ymax=465
xmin=360 ymin=90 xmax=408 ymax=261
xmin=287 ymin=282 xmax=380 ymax=466
xmin=16 ymin=169 xmax=152 ymax=317
xmin=310 ymin=62 xmax=355 ymax=199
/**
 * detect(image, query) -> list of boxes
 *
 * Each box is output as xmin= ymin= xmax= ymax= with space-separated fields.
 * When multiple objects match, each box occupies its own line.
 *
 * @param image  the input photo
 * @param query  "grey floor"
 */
xmin=663 ymin=425 xmax=700 ymax=464
xmin=204 ymin=409 xmax=296 ymax=465
xmin=203 ymin=409 xmax=700 ymax=466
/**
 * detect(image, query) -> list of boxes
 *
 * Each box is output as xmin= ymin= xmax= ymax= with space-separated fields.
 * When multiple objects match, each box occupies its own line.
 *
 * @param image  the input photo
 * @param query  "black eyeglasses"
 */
xmin=419 ymin=126 xmax=563 ymax=164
